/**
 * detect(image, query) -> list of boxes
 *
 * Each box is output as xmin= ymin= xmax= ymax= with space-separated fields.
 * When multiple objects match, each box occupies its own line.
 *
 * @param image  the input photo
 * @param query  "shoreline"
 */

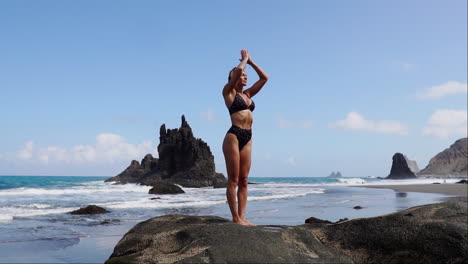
xmin=355 ymin=183 xmax=468 ymax=197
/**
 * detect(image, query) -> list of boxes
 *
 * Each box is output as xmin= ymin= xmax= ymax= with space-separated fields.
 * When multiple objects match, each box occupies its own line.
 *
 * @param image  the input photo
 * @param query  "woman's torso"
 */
xmin=225 ymin=92 xmax=254 ymax=129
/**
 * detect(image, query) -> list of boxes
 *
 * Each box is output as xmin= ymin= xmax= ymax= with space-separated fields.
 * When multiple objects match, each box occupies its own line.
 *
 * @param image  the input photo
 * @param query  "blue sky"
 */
xmin=0 ymin=0 xmax=466 ymax=177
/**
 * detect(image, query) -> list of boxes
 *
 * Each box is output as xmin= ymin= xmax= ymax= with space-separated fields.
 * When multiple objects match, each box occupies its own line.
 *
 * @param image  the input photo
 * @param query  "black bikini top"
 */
xmin=228 ymin=93 xmax=255 ymax=115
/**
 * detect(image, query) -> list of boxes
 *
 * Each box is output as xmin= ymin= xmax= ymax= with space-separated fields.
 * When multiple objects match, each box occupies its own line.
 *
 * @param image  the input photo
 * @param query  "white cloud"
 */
xmin=286 ymin=156 xmax=296 ymax=166
xmin=331 ymin=112 xmax=408 ymax=135
xmin=276 ymin=116 xmax=314 ymax=130
xmin=422 ymin=109 xmax=467 ymax=138
xmin=416 ymin=81 xmax=467 ymax=100
xmin=5 ymin=133 xmax=156 ymax=165
xmin=17 ymin=141 xmax=34 ymax=160
xmin=200 ymin=108 xmax=215 ymax=122
xmin=402 ymin=63 xmax=414 ymax=71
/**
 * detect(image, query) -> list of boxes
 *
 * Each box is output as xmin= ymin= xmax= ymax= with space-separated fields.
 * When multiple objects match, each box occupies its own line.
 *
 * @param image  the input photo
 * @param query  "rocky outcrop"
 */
xmin=403 ymin=155 xmax=420 ymax=173
xmin=106 ymin=215 xmax=352 ymax=264
xmin=149 ymin=182 xmax=185 ymax=195
xmin=419 ymin=138 xmax=468 ymax=177
xmin=106 ymin=116 xmax=227 ymax=188
xmin=70 ymin=205 xmax=109 ymax=215
xmin=385 ymin=153 xmax=417 ymax=179
xmin=313 ymin=201 xmax=468 ymax=264
xmin=327 ymin=171 xmax=342 ymax=178
xmin=106 ymin=202 xmax=467 ymax=264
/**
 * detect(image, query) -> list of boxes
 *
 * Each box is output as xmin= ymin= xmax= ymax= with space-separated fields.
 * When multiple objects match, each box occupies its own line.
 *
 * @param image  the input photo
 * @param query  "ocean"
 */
xmin=0 ymin=176 xmax=461 ymax=263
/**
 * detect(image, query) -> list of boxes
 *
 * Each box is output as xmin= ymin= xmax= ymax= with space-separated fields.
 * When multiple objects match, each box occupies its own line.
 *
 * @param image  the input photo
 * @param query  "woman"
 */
xmin=222 ymin=49 xmax=268 ymax=226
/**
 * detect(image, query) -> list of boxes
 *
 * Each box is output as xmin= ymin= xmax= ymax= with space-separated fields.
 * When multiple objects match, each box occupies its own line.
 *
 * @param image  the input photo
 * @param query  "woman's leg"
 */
xmin=238 ymin=140 xmax=254 ymax=225
xmin=222 ymin=133 xmax=243 ymax=224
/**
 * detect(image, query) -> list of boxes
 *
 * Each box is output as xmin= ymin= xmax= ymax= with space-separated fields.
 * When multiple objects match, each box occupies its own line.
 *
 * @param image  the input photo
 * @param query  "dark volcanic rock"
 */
xmin=313 ymin=201 xmax=468 ymax=264
xmin=106 ymin=115 xmax=227 ymax=188
xmin=386 ymin=153 xmax=417 ymax=179
xmin=353 ymin=206 xmax=363 ymax=209
xmin=106 ymin=202 xmax=468 ymax=264
xmin=419 ymin=138 xmax=468 ymax=177
xmin=105 ymin=154 xmax=159 ymax=184
xmin=456 ymin=180 xmax=468 ymax=184
xmin=305 ymin=217 xmax=333 ymax=224
xmin=106 ymin=215 xmax=352 ymax=264
xmin=149 ymin=182 xmax=185 ymax=195
xmin=70 ymin=205 xmax=109 ymax=215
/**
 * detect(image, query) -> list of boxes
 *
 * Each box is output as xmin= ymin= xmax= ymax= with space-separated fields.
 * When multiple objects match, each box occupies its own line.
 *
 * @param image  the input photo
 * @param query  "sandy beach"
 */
xmin=360 ymin=183 xmax=468 ymax=196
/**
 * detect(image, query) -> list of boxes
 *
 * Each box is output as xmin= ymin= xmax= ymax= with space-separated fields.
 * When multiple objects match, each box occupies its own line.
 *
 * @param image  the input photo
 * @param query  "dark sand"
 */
xmin=360 ymin=184 xmax=467 ymax=197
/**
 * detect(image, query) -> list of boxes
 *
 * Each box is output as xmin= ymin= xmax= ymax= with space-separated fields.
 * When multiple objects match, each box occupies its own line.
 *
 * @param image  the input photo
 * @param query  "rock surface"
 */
xmin=70 ymin=205 xmax=109 ymax=215
xmin=106 ymin=215 xmax=352 ymax=264
xmin=105 ymin=116 xmax=227 ymax=188
xmin=313 ymin=201 xmax=468 ymax=264
xmin=106 ymin=202 xmax=467 ymax=264
xmin=149 ymin=182 xmax=185 ymax=195
xmin=386 ymin=153 xmax=417 ymax=179
xmin=419 ymin=138 xmax=468 ymax=177
xmin=403 ymin=155 xmax=420 ymax=173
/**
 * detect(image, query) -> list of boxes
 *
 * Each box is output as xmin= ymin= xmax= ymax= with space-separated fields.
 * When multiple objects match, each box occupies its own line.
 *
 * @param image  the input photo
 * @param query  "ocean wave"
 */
xmin=0 ymin=206 xmax=78 ymax=222
xmin=0 ymin=183 xmax=151 ymax=196
xmin=336 ymin=178 xmax=367 ymax=185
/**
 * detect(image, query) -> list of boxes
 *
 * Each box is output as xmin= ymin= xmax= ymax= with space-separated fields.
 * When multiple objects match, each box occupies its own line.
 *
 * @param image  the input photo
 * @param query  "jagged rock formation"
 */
xmin=327 ymin=171 xmax=342 ymax=178
xmin=403 ymin=155 xmax=420 ymax=173
xmin=386 ymin=153 xmax=417 ymax=179
xmin=106 ymin=202 xmax=468 ymax=264
xmin=70 ymin=205 xmax=109 ymax=215
xmin=106 ymin=115 xmax=227 ymax=188
xmin=419 ymin=138 xmax=468 ymax=177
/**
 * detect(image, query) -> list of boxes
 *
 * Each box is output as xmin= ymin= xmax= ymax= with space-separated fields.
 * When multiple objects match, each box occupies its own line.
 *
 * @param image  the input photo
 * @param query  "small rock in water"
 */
xmin=353 ymin=206 xmax=363 ymax=209
xmin=70 ymin=205 xmax=109 ymax=215
xmin=150 ymin=197 xmax=161 ymax=200
xmin=432 ymin=182 xmax=441 ymax=184
xmin=456 ymin=180 xmax=468 ymax=184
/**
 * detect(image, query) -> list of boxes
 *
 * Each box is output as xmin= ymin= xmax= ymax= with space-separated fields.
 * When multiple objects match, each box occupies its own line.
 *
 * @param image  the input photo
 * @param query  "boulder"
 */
xmin=70 ymin=205 xmax=109 ymax=215
xmin=106 ymin=215 xmax=351 ymax=264
xmin=106 ymin=202 xmax=467 ymax=264
xmin=312 ymin=201 xmax=468 ymax=264
xmin=106 ymin=115 xmax=227 ymax=188
xmin=386 ymin=153 xmax=417 ymax=179
xmin=149 ymin=182 xmax=185 ymax=195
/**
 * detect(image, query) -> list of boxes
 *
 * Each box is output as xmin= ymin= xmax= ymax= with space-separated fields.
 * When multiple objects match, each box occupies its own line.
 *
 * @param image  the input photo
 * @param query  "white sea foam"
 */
xmin=0 ymin=206 xmax=78 ymax=223
xmin=0 ymin=183 xmax=151 ymax=196
xmin=336 ymin=178 xmax=367 ymax=185
xmin=355 ymin=178 xmax=461 ymax=186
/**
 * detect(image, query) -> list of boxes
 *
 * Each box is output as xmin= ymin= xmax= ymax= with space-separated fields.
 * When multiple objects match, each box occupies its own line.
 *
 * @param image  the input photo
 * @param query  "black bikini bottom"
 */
xmin=227 ymin=125 xmax=252 ymax=150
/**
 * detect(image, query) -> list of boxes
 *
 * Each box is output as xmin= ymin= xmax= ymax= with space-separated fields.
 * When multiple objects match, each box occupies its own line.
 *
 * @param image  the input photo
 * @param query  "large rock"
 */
xmin=327 ymin=171 xmax=343 ymax=178
xmin=105 ymin=215 xmax=352 ymax=264
xmin=106 ymin=202 xmax=467 ymax=264
xmin=312 ymin=201 xmax=468 ymax=264
xmin=105 ymin=115 xmax=227 ymax=188
xmin=419 ymin=138 xmax=468 ymax=177
xmin=403 ymin=155 xmax=420 ymax=173
xmin=385 ymin=153 xmax=417 ymax=179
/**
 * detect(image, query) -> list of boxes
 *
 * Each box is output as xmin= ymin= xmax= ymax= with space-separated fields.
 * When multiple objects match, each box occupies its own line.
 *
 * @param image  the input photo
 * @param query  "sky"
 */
xmin=0 ymin=0 xmax=466 ymax=177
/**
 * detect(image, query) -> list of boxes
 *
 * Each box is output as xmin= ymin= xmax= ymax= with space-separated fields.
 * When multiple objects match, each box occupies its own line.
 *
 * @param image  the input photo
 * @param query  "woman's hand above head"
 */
xmin=240 ymin=49 xmax=249 ymax=62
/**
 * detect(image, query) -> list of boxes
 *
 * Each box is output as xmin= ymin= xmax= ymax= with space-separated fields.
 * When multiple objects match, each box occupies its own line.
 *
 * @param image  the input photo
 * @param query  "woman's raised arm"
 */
xmin=223 ymin=50 xmax=249 ymax=96
xmin=244 ymin=55 xmax=268 ymax=98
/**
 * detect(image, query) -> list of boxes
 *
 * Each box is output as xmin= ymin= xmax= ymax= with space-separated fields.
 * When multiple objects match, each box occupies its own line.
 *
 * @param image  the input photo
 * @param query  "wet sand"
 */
xmin=360 ymin=184 xmax=467 ymax=196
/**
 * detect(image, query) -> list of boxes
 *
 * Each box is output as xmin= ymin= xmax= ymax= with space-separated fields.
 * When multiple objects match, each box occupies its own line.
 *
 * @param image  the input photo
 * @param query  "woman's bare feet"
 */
xmin=233 ymin=218 xmax=250 ymax=226
xmin=242 ymin=218 xmax=256 ymax=226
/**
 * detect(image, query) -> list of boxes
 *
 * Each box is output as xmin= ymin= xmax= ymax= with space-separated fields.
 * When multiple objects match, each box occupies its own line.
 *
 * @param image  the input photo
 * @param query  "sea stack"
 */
xmin=418 ymin=138 xmax=468 ymax=177
xmin=386 ymin=153 xmax=417 ymax=179
xmin=105 ymin=115 xmax=227 ymax=188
